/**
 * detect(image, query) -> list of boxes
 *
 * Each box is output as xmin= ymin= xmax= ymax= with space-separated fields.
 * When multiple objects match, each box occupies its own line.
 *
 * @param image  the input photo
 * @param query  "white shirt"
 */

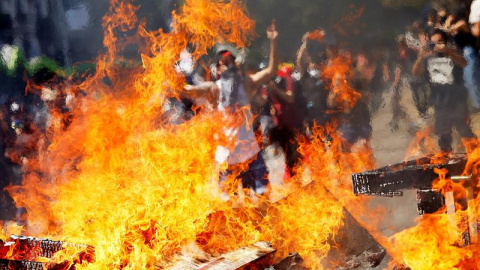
xmin=470 ymin=0 xmax=480 ymax=24
xmin=427 ymin=57 xmax=455 ymax=85
xmin=214 ymin=70 xmax=260 ymax=165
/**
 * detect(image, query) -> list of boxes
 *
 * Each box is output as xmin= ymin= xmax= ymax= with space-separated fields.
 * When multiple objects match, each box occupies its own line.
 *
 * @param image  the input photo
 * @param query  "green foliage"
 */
xmin=26 ymin=56 xmax=61 ymax=77
xmin=0 ymin=45 xmax=26 ymax=77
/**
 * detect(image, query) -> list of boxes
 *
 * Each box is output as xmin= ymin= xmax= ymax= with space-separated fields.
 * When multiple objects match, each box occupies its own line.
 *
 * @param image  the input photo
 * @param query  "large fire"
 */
xmin=3 ymin=0 xmax=480 ymax=269
xmin=0 ymin=0 xmax=368 ymax=269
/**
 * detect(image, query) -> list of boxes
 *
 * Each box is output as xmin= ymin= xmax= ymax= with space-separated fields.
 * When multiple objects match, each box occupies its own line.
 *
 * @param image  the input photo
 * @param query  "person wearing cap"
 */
xmin=184 ymin=20 xmax=278 ymax=194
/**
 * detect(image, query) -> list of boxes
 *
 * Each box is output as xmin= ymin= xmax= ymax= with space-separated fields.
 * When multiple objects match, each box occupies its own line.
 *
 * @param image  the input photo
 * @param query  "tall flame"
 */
xmin=4 ymin=0 xmax=258 ymax=268
xmin=0 ymin=1 xmax=382 ymax=269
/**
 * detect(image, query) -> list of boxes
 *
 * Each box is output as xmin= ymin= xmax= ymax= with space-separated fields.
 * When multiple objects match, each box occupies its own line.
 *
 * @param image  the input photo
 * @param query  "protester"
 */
xmin=390 ymin=34 xmax=431 ymax=132
xmin=250 ymin=82 xmax=275 ymax=145
xmin=412 ymin=29 xmax=476 ymax=153
xmin=367 ymin=46 xmax=390 ymax=115
xmin=296 ymin=31 xmax=330 ymax=133
xmin=443 ymin=7 xmax=480 ymax=110
xmin=319 ymin=51 xmax=373 ymax=153
xmin=341 ymin=53 xmax=373 ymax=151
xmin=267 ymin=63 xmax=306 ymax=177
xmin=184 ymin=21 xmax=278 ymax=194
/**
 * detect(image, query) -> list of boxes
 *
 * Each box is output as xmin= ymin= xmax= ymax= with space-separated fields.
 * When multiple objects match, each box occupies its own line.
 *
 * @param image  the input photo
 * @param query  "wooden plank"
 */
xmin=0 ymin=235 xmax=94 ymax=270
xmin=161 ymin=242 xmax=275 ymax=270
xmin=466 ymin=186 xmax=478 ymax=244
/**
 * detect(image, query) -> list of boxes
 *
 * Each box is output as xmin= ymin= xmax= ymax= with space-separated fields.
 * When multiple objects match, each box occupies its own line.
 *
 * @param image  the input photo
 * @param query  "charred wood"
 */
xmin=0 ymin=235 xmax=94 ymax=269
xmin=416 ymin=189 xmax=445 ymax=215
xmin=324 ymin=209 xmax=386 ymax=269
xmin=270 ymin=252 xmax=307 ymax=270
xmin=161 ymin=242 xmax=275 ymax=270
xmin=0 ymin=258 xmax=72 ymax=270
xmin=352 ymin=154 xmax=467 ymax=196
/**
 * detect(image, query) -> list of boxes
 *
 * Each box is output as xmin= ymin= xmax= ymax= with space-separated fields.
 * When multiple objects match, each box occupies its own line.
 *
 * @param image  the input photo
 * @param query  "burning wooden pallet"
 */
xmin=160 ymin=242 xmax=275 ymax=270
xmin=0 ymin=168 xmax=389 ymax=270
xmin=352 ymin=154 xmax=479 ymax=245
xmin=0 ymin=259 xmax=71 ymax=270
xmin=0 ymin=235 xmax=94 ymax=270
xmin=351 ymin=154 xmax=467 ymax=197
xmin=351 ymin=154 xmax=470 ymax=215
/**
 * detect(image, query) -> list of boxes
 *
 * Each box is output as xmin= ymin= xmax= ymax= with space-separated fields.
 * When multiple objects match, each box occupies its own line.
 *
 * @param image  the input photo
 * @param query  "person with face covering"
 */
xmin=412 ymin=29 xmax=476 ymax=153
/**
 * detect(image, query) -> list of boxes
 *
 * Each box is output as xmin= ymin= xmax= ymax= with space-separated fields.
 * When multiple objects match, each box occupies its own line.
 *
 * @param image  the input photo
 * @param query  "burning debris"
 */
xmin=352 ymin=152 xmax=480 ymax=268
xmin=2 ymin=0 xmax=480 ymax=269
xmin=352 ymin=154 xmax=468 ymax=198
xmin=163 ymin=242 xmax=275 ymax=270
xmin=0 ymin=235 xmax=94 ymax=270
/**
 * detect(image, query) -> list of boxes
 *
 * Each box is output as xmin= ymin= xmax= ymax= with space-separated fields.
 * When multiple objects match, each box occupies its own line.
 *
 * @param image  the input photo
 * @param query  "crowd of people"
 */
xmin=181 ymin=21 xmax=379 ymax=194
xmin=392 ymin=1 xmax=480 ymax=152
xmin=177 ymin=1 xmax=480 ymax=194
xmin=1 ymin=1 xmax=480 ymax=206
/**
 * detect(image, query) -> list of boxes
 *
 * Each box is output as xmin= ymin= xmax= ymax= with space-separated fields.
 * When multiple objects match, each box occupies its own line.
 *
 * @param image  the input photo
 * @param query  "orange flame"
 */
xmin=308 ymin=29 xmax=326 ymax=42
xmin=322 ymin=56 xmax=361 ymax=112
xmin=386 ymin=135 xmax=480 ymax=269
xmin=3 ymin=0 xmax=257 ymax=268
xmin=1 ymin=1 xmax=383 ymax=269
xmin=389 ymin=213 xmax=474 ymax=269
xmin=404 ymin=126 xmax=437 ymax=162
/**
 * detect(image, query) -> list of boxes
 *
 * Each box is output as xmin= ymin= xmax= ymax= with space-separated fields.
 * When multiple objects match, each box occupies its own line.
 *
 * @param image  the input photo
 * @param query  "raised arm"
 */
xmin=184 ymin=81 xmax=218 ymax=92
xmin=249 ymin=20 xmax=278 ymax=87
xmin=182 ymin=81 xmax=219 ymax=101
xmin=473 ymin=22 xmax=480 ymax=37
xmin=296 ymin=32 xmax=311 ymax=74
xmin=412 ymin=34 xmax=430 ymax=77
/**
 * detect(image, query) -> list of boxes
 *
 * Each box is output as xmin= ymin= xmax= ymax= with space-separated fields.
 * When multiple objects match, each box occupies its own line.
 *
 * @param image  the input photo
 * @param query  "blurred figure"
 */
xmin=444 ymin=7 xmax=480 ymax=110
xmin=390 ymin=34 xmax=431 ymax=132
xmin=325 ymin=52 xmax=373 ymax=153
xmin=267 ymin=63 xmax=306 ymax=177
xmin=184 ymin=21 xmax=278 ymax=194
xmin=250 ymin=82 xmax=274 ymax=146
xmin=343 ymin=53 xmax=373 ymax=149
xmin=367 ymin=46 xmax=390 ymax=115
xmin=296 ymin=30 xmax=330 ymax=132
xmin=471 ymin=0 xmax=480 ymax=38
xmin=412 ymin=29 xmax=475 ymax=153
xmin=0 ymin=0 xmax=69 ymax=64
